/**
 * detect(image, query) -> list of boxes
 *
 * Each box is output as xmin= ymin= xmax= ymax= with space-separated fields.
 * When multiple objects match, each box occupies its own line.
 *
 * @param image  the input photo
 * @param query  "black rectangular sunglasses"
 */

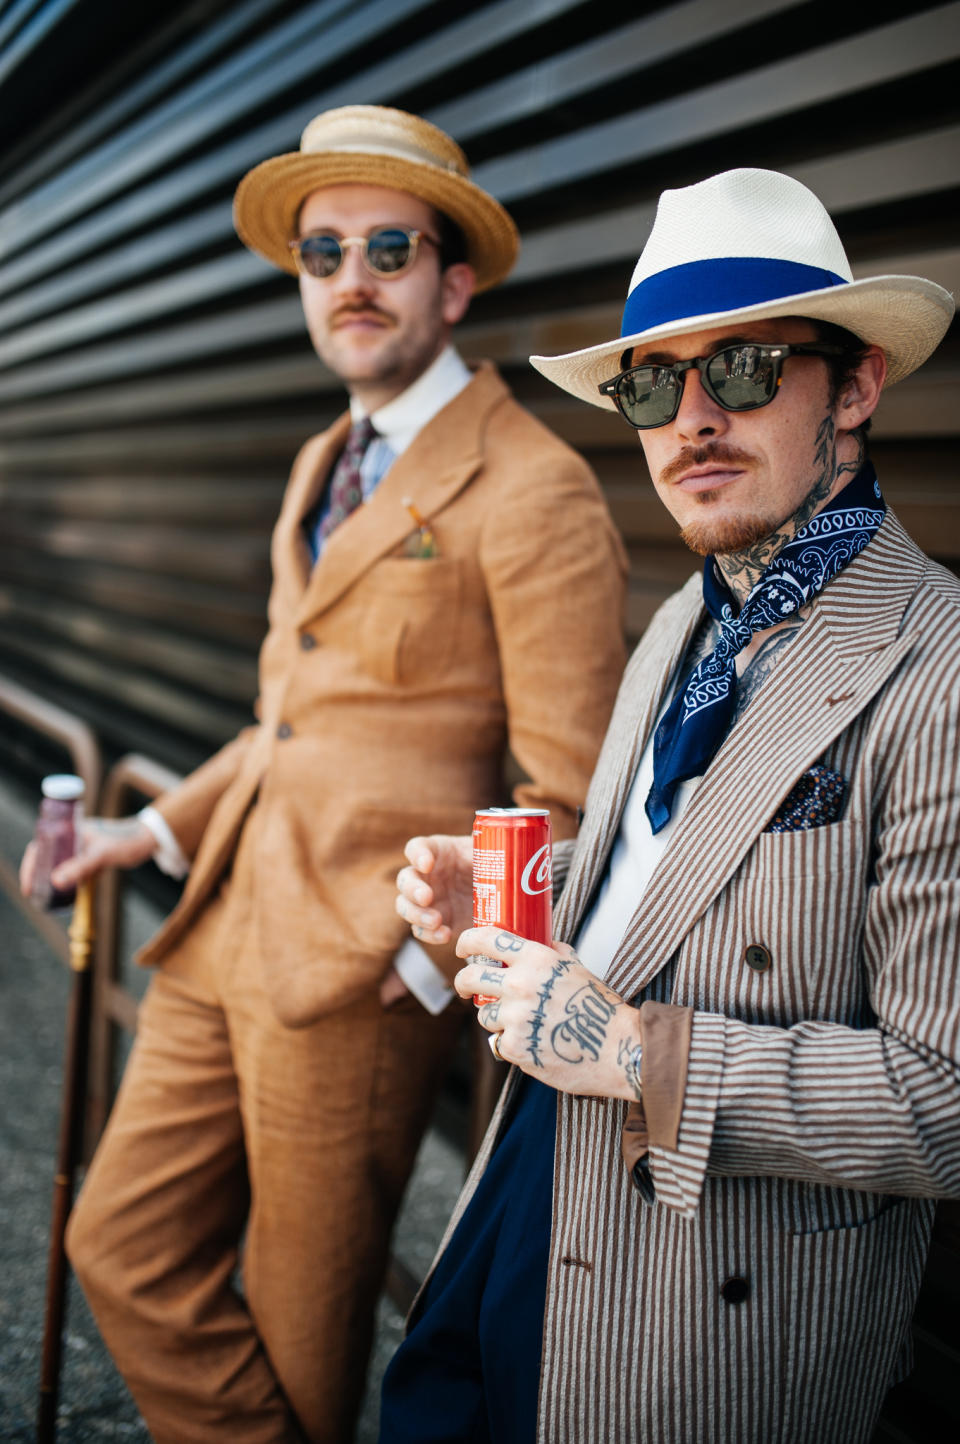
xmin=598 ymin=342 xmax=845 ymax=429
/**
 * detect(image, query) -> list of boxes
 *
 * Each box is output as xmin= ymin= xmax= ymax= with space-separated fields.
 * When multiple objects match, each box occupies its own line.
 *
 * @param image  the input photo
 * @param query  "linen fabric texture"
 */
xmin=419 ymin=509 xmax=960 ymax=1444
xmin=66 ymin=361 xmax=628 ymax=1444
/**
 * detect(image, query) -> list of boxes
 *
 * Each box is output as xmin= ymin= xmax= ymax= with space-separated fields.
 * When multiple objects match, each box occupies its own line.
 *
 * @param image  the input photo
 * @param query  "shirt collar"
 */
xmin=348 ymin=346 xmax=472 ymax=457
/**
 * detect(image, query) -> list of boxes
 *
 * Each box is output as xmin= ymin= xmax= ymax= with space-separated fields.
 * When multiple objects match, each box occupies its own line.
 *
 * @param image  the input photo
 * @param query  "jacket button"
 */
xmin=299 ymin=632 xmax=317 ymax=651
xmin=276 ymin=722 xmax=293 ymax=739
xmin=721 ymin=1276 xmax=749 ymax=1304
xmin=744 ymin=943 xmax=772 ymax=972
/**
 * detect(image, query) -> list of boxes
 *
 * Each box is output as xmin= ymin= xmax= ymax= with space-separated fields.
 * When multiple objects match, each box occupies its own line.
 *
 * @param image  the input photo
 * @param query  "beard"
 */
xmin=659 ymin=442 xmax=780 ymax=556
xmin=679 ymin=508 xmax=779 ymax=556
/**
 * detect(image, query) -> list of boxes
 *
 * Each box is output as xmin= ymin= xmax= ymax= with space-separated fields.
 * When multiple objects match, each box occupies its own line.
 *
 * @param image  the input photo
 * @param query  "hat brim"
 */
xmin=233 ymin=150 xmax=519 ymax=293
xmin=530 ymin=274 xmax=955 ymax=405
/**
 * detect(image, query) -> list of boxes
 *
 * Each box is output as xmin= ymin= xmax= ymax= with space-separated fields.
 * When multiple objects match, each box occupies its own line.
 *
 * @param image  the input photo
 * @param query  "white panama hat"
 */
xmin=530 ymin=168 xmax=954 ymax=408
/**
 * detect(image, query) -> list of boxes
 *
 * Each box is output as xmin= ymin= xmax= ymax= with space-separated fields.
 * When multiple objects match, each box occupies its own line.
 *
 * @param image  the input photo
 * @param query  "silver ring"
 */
xmin=489 ymin=1031 xmax=505 ymax=1062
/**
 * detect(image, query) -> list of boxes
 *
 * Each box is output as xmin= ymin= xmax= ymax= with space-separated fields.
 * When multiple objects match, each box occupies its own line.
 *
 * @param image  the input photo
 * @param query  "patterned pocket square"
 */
xmin=765 ymin=764 xmax=847 ymax=833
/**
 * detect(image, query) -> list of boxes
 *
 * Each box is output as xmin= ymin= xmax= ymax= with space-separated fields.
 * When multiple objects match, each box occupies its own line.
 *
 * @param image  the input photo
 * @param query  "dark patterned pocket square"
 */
xmin=765 ymin=764 xmax=847 ymax=833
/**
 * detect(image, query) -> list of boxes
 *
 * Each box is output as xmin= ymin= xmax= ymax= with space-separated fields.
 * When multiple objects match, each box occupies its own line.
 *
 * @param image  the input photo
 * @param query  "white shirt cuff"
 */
xmin=138 ymin=805 xmax=190 ymax=879
xmin=393 ymin=935 xmax=455 ymax=1014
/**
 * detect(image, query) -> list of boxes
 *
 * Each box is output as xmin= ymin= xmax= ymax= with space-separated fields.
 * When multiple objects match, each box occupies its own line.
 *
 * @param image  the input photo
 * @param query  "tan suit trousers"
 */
xmin=66 ymin=814 xmax=464 ymax=1443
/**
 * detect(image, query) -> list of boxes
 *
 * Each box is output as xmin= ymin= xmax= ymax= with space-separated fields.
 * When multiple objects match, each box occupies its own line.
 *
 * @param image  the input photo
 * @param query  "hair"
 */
xmin=433 ymin=208 xmax=468 ymax=271
xmin=811 ymin=318 xmax=872 ymax=441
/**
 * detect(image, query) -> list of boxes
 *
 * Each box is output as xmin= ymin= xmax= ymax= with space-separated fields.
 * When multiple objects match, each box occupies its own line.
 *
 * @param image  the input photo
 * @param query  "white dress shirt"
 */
xmin=575 ymin=686 xmax=702 ymax=981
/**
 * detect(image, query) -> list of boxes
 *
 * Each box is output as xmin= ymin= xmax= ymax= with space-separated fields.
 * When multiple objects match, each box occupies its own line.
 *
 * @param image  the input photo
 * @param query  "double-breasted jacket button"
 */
xmin=299 ymin=632 xmax=317 ymax=651
xmin=744 ymin=943 xmax=772 ymax=972
xmin=720 ymin=1276 xmax=749 ymax=1304
xmin=276 ymin=722 xmax=293 ymax=740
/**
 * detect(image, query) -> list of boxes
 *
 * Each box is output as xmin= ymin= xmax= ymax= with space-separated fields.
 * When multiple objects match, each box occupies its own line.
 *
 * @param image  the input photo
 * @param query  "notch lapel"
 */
xmin=294 ymin=363 xmax=509 ymax=629
xmin=270 ymin=417 xmax=351 ymax=616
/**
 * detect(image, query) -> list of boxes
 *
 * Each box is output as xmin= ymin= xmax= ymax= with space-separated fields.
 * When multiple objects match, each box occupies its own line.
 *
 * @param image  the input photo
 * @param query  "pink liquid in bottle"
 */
xmin=30 ymin=774 xmax=84 ymax=911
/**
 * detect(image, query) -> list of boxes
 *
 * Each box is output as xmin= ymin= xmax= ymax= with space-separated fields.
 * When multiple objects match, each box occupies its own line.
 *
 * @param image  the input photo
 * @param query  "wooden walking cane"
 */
xmin=37 ymin=879 xmax=95 ymax=1444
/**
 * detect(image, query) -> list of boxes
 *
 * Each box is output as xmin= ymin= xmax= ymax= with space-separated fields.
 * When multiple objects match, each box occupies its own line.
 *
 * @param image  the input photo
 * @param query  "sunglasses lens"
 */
xmin=617 ymin=366 xmax=680 ymax=428
xmin=297 ymin=235 xmax=343 ymax=278
xmin=706 ymin=345 xmax=777 ymax=411
xmin=365 ymin=228 xmax=415 ymax=274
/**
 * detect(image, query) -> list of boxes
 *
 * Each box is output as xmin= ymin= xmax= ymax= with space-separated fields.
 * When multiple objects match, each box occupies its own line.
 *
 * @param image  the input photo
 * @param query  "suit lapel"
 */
xmin=269 ymin=418 xmax=351 ymax=617
xmin=574 ymin=513 xmax=924 ymax=1001
xmin=294 ymin=363 xmax=508 ymax=628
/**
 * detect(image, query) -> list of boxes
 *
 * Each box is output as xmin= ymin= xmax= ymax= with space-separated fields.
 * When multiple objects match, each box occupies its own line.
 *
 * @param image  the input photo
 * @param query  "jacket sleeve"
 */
xmin=640 ymin=682 xmax=960 ymax=1218
xmin=479 ymin=442 xmax=628 ymax=845
xmin=150 ymin=725 xmax=260 ymax=863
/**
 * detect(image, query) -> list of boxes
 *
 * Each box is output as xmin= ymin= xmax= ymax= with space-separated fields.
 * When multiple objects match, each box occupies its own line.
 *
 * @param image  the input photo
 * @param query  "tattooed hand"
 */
xmin=20 ymin=815 xmax=157 ymax=896
xmin=455 ymin=927 xmax=644 ymax=1100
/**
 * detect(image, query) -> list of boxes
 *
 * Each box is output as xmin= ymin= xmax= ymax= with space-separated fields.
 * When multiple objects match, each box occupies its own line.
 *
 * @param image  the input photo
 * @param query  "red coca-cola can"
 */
xmin=472 ymin=807 xmax=552 ymax=1004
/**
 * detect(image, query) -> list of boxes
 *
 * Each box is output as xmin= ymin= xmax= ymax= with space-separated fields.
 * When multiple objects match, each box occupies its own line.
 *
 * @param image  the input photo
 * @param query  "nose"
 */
xmin=673 ymin=366 xmax=728 ymax=441
xmin=331 ymin=240 xmax=376 ymax=295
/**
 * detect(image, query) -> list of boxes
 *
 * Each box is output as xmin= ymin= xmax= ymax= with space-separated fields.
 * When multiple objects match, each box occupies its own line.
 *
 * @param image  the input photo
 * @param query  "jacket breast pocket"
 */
xmin=360 ymin=557 xmax=462 ymax=686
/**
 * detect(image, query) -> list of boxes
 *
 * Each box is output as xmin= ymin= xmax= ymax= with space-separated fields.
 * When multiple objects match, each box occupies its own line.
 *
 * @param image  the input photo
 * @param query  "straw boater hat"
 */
xmin=233 ymin=104 xmax=519 ymax=293
xmin=531 ymin=168 xmax=954 ymax=406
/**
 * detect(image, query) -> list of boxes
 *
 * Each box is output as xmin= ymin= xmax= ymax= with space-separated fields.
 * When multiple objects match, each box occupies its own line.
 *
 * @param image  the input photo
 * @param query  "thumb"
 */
xmin=51 ymin=850 xmax=101 ymax=889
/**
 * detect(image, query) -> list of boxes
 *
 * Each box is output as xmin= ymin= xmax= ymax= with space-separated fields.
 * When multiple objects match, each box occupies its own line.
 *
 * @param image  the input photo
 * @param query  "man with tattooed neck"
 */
xmin=385 ymin=169 xmax=959 ymax=1444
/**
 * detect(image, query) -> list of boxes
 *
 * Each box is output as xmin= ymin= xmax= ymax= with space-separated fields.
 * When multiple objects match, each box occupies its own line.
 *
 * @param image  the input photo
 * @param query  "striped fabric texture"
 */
xmin=425 ymin=510 xmax=960 ymax=1443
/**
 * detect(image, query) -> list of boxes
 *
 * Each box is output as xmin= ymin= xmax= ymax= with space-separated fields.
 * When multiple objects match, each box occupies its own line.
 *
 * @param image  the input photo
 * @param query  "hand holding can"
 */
xmin=472 ymin=808 xmax=552 ymax=1004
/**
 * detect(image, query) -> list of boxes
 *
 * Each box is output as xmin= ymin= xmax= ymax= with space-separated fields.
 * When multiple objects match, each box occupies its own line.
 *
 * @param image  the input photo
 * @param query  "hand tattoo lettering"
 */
xmin=550 ymin=981 xmax=617 ymax=1064
xmin=495 ymin=932 xmax=525 ymax=953
xmin=480 ymin=1000 xmax=502 ymax=1028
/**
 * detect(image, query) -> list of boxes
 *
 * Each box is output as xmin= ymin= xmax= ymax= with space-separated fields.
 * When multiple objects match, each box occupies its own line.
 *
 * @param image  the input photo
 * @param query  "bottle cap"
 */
xmin=41 ymin=773 xmax=85 ymax=801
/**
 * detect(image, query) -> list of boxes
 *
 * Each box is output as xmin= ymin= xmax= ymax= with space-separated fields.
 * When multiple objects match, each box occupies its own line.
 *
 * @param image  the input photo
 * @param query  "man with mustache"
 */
xmin=40 ymin=106 xmax=627 ymax=1442
xmin=388 ymin=168 xmax=960 ymax=1443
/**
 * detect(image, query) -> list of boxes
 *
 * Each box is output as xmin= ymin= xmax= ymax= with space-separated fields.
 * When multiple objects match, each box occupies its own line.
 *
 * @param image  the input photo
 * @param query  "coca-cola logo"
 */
xmin=520 ymin=843 xmax=552 ymax=896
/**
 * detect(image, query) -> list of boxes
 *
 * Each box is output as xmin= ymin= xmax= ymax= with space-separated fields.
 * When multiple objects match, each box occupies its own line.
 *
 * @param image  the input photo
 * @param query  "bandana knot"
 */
xmin=646 ymin=464 xmax=885 ymax=833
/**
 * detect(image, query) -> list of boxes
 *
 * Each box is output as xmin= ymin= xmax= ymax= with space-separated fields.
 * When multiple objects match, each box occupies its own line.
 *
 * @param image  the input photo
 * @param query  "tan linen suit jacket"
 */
xmin=137 ymin=362 xmax=627 ymax=1026
xmin=430 ymin=511 xmax=960 ymax=1444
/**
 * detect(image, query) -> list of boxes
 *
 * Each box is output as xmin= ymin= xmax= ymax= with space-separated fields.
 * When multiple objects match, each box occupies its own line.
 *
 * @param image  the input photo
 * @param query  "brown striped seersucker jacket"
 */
xmin=429 ymin=509 xmax=960 ymax=1444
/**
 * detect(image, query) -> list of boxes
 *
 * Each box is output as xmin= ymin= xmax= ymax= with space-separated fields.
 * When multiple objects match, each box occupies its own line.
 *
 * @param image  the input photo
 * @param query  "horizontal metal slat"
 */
xmin=0 ymin=0 xmax=431 ymax=259
xmin=430 ymin=0 xmax=810 ymax=141
xmin=0 ymin=629 xmax=249 ymax=743
xmin=0 ymin=550 xmax=268 ymax=645
xmin=0 ymin=590 xmax=259 ymax=700
xmin=0 ymin=0 xmax=587 ymax=285
xmin=475 ymin=4 xmax=960 ymax=201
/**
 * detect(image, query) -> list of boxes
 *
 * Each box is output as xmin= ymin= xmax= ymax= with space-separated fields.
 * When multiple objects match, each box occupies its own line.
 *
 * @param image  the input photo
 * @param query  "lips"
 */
xmin=331 ymin=308 xmax=392 ymax=331
xmin=660 ymin=445 xmax=755 ymax=490
xmin=674 ymin=466 xmax=745 ymax=493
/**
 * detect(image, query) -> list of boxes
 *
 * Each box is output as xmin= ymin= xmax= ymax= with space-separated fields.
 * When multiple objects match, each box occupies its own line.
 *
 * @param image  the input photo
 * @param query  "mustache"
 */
xmin=329 ymin=303 xmax=395 ymax=327
xmin=658 ymin=443 xmax=756 ymax=488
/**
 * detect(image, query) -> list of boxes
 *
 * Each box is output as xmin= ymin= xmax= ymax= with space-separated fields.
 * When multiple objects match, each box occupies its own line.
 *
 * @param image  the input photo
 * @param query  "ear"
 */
xmin=441 ymin=262 xmax=475 ymax=326
xmin=835 ymin=344 xmax=886 ymax=433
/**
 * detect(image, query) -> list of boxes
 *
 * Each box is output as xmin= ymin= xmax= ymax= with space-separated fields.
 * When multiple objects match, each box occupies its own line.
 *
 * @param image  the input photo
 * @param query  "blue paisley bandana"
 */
xmin=646 ymin=463 xmax=886 ymax=834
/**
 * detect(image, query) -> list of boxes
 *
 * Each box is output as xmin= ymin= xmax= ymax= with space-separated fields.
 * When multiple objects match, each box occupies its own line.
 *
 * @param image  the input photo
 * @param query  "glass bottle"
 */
xmin=30 ymin=774 xmax=84 ymax=911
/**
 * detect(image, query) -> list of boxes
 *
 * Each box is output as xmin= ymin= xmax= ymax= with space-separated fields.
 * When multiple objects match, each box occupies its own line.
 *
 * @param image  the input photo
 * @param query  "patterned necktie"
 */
xmin=645 ymin=463 xmax=886 ymax=834
xmin=318 ymin=416 xmax=377 ymax=543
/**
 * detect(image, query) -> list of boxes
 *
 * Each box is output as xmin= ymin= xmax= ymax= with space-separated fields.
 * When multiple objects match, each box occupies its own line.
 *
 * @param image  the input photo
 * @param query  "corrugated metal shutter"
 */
xmin=0 ymin=4 xmax=957 ymax=1435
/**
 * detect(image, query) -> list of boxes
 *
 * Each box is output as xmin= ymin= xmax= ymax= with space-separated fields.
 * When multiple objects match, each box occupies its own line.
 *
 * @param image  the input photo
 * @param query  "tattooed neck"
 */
xmin=716 ymin=420 xmax=864 ymax=605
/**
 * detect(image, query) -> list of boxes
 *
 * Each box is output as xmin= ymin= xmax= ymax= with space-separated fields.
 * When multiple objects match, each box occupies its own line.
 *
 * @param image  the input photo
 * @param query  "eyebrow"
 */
xmin=634 ymin=335 xmax=757 ymax=365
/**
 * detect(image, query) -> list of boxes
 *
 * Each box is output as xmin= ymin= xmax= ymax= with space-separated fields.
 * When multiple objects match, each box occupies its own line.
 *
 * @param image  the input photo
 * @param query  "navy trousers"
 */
xmin=378 ymin=1075 xmax=556 ymax=1444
